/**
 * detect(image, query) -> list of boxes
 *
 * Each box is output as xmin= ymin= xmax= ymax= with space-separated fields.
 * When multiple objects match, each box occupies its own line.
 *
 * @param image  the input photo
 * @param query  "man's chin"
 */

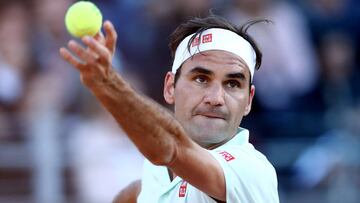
xmin=191 ymin=131 xmax=228 ymax=148
xmin=189 ymin=124 xmax=229 ymax=142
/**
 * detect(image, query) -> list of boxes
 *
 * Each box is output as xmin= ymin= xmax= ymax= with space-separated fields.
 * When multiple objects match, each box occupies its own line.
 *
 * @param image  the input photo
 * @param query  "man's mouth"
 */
xmin=196 ymin=112 xmax=226 ymax=120
xmin=193 ymin=107 xmax=228 ymax=120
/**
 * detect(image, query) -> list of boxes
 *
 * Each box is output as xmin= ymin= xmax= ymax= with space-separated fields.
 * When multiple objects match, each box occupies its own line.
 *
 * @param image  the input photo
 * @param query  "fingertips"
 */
xmin=81 ymin=36 xmax=91 ymax=45
xmin=68 ymin=39 xmax=84 ymax=53
xmin=82 ymin=36 xmax=98 ymax=52
xmin=104 ymin=20 xmax=114 ymax=30
xmin=67 ymin=39 xmax=98 ymax=65
xmin=94 ymin=31 xmax=106 ymax=44
xmin=103 ymin=20 xmax=117 ymax=54
xmin=59 ymin=47 xmax=67 ymax=55
xmin=59 ymin=47 xmax=68 ymax=60
xmin=104 ymin=20 xmax=117 ymax=39
xmin=59 ymin=46 xmax=74 ymax=61
xmin=59 ymin=47 xmax=84 ymax=70
xmin=81 ymin=36 xmax=110 ymax=66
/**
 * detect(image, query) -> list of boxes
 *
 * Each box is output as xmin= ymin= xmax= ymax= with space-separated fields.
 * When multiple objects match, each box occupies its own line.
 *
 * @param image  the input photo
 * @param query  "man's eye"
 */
xmin=194 ymin=76 xmax=208 ymax=84
xmin=226 ymin=80 xmax=240 ymax=88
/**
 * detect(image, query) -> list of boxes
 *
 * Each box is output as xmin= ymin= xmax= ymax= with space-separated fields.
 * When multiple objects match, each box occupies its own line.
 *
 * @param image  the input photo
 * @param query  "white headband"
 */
xmin=171 ymin=28 xmax=256 ymax=81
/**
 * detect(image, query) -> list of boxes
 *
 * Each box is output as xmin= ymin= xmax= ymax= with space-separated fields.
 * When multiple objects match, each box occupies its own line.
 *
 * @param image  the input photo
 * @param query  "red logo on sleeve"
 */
xmin=219 ymin=151 xmax=235 ymax=162
xmin=202 ymin=33 xmax=212 ymax=43
xmin=179 ymin=180 xmax=188 ymax=197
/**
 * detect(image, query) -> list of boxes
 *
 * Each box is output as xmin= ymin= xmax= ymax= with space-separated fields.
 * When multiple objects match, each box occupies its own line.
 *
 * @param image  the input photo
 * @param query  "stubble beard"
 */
xmin=181 ymin=117 xmax=232 ymax=148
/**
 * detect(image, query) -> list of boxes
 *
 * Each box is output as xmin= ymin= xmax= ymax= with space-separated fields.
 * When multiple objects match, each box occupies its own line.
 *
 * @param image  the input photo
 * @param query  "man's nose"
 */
xmin=204 ymin=83 xmax=225 ymax=106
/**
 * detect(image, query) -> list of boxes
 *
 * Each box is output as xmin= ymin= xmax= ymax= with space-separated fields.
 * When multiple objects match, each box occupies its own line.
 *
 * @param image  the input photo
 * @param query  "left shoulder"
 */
xmin=209 ymin=144 xmax=279 ymax=203
xmin=210 ymin=143 xmax=277 ymax=177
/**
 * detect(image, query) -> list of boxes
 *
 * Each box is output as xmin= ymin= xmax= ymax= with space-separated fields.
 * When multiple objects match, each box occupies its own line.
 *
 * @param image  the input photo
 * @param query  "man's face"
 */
xmin=164 ymin=50 xmax=255 ymax=148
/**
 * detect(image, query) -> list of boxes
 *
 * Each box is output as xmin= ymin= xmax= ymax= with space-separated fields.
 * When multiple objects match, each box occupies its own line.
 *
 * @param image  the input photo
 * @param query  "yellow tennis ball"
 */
xmin=65 ymin=1 xmax=103 ymax=38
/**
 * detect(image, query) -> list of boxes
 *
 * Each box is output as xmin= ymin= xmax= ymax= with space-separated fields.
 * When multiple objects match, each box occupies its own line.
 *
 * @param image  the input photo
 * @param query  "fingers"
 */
xmin=59 ymin=47 xmax=85 ymax=71
xmin=82 ymin=36 xmax=111 ymax=67
xmin=60 ymin=20 xmax=117 ymax=72
xmin=103 ymin=20 xmax=117 ymax=54
xmin=68 ymin=40 xmax=100 ymax=65
xmin=94 ymin=31 xmax=106 ymax=45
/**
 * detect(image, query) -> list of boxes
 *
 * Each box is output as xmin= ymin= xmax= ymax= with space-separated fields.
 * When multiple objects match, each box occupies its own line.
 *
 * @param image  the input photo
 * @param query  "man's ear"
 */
xmin=163 ymin=72 xmax=175 ymax=104
xmin=244 ymin=85 xmax=255 ymax=116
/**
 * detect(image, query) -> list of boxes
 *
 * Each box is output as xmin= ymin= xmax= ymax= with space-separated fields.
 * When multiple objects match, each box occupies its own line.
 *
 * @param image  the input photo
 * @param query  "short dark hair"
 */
xmin=169 ymin=14 xmax=268 ymax=87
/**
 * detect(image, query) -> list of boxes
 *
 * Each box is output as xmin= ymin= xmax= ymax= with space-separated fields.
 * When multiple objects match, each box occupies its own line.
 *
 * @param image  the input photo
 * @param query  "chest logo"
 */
xmin=179 ymin=180 xmax=188 ymax=197
xmin=202 ymin=33 xmax=212 ymax=43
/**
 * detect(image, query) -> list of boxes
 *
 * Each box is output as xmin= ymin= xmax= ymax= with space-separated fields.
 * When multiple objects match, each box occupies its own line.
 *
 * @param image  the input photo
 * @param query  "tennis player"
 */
xmin=60 ymin=14 xmax=279 ymax=203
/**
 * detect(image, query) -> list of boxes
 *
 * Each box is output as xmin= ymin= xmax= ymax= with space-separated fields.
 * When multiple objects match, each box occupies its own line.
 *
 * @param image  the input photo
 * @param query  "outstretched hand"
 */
xmin=59 ymin=20 xmax=118 ymax=88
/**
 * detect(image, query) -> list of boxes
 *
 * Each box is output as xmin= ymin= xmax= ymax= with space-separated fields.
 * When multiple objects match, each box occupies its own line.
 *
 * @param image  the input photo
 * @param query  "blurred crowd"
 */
xmin=0 ymin=0 xmax=359 ymax=203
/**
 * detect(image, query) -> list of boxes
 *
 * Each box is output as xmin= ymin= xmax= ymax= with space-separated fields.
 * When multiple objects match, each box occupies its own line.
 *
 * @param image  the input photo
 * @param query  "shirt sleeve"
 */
xmin=137 ymin=159 xmax=161 ymax=203
xmin=208 ymin=144 xmax=279 ymax=203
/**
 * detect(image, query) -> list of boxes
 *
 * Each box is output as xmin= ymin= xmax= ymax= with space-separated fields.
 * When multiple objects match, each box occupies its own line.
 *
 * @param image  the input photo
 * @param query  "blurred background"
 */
xmin=0 ymin=0 xmax=359 ymax=202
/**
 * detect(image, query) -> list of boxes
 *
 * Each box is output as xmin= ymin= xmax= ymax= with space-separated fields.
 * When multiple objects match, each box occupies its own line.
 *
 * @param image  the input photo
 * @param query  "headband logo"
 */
xmin=202 ymin=33 xmax=212 ymax=43
xmin=191 ymin=33 xmax=213 ymax=47
xmin=191 ymin=37 xmax=200 ymax=47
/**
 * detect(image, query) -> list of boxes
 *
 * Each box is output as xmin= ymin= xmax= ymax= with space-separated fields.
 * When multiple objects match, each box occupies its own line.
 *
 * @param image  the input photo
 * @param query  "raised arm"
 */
xmin=59 ymin=21 xmax=226 ymax=201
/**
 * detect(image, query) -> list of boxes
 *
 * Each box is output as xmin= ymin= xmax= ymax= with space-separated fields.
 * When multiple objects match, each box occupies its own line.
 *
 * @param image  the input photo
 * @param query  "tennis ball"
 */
xmin=65 ymin=1 xmax=102 ymax=38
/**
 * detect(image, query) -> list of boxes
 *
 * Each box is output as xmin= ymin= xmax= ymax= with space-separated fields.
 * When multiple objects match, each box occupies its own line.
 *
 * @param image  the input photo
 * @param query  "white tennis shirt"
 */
xmin=137 ymin=128 xmax=279 ymax=203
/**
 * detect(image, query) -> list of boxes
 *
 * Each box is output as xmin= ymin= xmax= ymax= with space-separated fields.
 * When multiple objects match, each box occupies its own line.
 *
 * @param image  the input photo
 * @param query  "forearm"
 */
xmin=88 ymin=69 xmax=187 ymax=165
